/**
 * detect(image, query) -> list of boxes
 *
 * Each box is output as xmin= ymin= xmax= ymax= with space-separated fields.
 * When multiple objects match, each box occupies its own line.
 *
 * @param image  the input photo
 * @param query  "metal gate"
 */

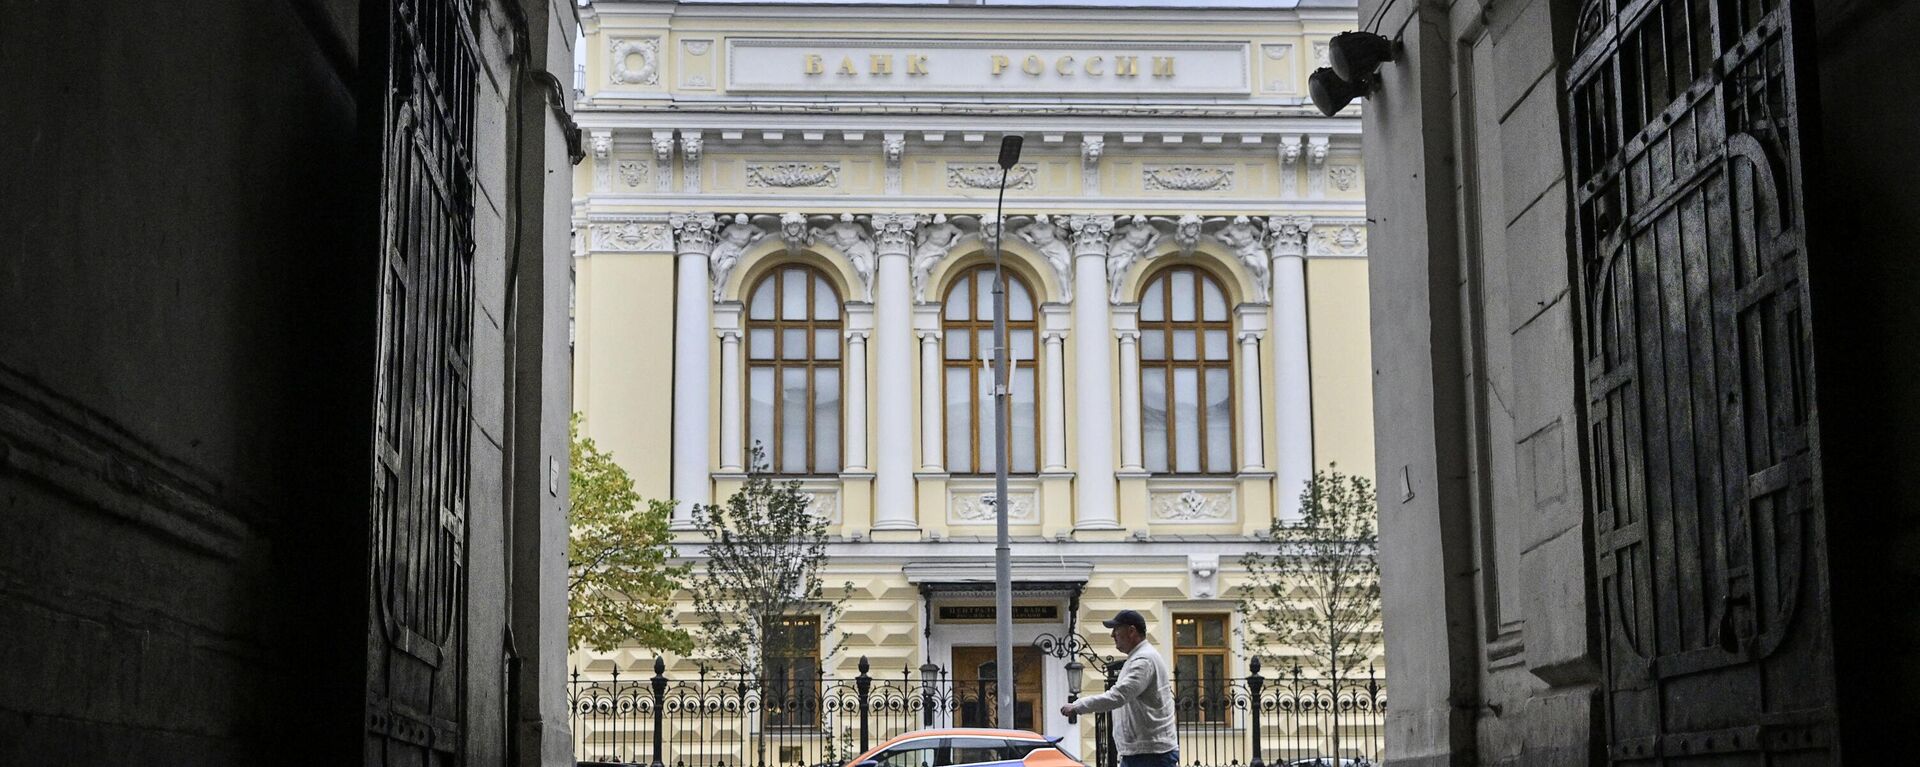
xmin=367 ymin=0 xmax=479 ymax=764
xmin=1567 ymin=0 xmax=1832 ymax=762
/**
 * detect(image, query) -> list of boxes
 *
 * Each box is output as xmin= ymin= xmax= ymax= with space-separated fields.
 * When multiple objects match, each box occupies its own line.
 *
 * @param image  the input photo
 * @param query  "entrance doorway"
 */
xmin=951 ymin=646 xmax=1042 ymax=732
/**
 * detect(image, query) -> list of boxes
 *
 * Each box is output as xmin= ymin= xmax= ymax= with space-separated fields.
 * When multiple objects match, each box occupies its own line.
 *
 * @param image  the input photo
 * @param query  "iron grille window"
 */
xmin=941 ymin=264 xmax=1039 ymax=475
xmin=746 ymin=265 xmax=843 ymax=475
xmin=1139 ymin=267 xmax=1234 ymax=475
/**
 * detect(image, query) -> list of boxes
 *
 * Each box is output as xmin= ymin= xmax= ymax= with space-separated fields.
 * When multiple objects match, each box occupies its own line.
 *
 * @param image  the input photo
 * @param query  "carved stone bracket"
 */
xmin=884 ymin=134 xmax=905 ymax=195
xmin=652 ymin=131 xmax=675 ymax=193
xmin=680 ymin=133 xmax=704 ymax=195
xmin=778 ymin=212 xmax=814 ymax=254
xmin=1169 ymin=213 xmax=1205 ymax=257
xmin=589 ymin=130 xmax=613 ymax=190
xmin=1082 ymin=134 xmax=1105 ymax=196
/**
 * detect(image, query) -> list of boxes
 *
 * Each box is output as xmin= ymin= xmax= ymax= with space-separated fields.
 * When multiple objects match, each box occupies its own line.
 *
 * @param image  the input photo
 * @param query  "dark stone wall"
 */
xmin=0 ymin=0 xmax=580 ymax=763
xmin=0 ymin=0 xmax=371 ymax=763
xmin=1806 ymin=0 xmax=1920 ymax=758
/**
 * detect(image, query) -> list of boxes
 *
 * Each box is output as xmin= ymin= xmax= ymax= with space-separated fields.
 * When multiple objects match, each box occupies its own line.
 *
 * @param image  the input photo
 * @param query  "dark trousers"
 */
xmin=1120 ymin=749 xmax=1179 ymax=767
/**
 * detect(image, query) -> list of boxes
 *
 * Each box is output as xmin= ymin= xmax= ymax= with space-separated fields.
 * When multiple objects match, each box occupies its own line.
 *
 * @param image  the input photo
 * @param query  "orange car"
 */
xmin=841 ymin=728 xmax=1084 ymax=767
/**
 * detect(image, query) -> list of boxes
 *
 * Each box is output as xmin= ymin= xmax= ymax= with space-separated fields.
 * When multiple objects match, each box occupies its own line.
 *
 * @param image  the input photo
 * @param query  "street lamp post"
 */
xmin=990 ymin=134 xmax=1024 ymax=729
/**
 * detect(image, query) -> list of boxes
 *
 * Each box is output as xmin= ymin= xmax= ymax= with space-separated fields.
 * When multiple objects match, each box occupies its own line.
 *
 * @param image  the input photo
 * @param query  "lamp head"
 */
xmin=1310 ymin=67 xmax=1366 ymax=117
xmin=997 ymin=135 xmax=1025 ymax=169
xmin=1329 ymin=31 xmax=1396 ymax=82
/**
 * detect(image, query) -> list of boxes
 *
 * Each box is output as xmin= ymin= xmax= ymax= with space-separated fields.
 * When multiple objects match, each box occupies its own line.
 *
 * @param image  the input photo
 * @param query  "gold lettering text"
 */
xmin=1022 ymin=55 xmax=1045 ymax=76
xmin=1152 ymin=56 xmax=1175 ymax=77
xmin=906 ymin=54 xmax=930 ymax=75
xmin=1084 ymin=55 xmax=1105 ymax=76
xmin=838 ymin=56 xmax=858 ymax=75
xmin=1114 ymin=56 xmax=1140 ymax=77
xmin=991 ymin=54 xmax=1011 ymax=75
xmin=870 ymin=55 xmax=893 ymax=75
xmin=803 ymin=54 xmax=824 ymax=75
xmin=1055 ymin=55 xmax=1076 ymax=75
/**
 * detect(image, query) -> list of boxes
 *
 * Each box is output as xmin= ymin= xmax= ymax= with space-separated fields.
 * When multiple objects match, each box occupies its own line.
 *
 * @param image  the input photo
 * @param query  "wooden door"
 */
xmin=365 ymin=0 xmax=478 ymax=764
xmin=953 ymin=646 xmax=1043 ymax=732
xmin=1567 ymin=0 xmax=1835 ymax=761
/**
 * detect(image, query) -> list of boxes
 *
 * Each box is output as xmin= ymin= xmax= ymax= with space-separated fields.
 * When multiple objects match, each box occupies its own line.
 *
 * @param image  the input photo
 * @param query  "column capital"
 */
xmin=670 ymin=213 xmax=719 ymax=257
xmin=1268 ymin=216 xmax=1313 ymax=258
xmin=916 ymin=328 xmax=942 ymax=341
xmin=846 ymin=327 xmax=872 ymax=341
xmin=1237 ymin=329 xmax=1264 ymax=344
xmin=1065 ymin=214 xmax=1116 ymax=257
xmin=869 ymin=212 xmax=919 ymax=258
xmin=1042 ymin=329 xmax=1069 ymax=343
xmin=1115 ymin=329 xmax=1141 ymax=342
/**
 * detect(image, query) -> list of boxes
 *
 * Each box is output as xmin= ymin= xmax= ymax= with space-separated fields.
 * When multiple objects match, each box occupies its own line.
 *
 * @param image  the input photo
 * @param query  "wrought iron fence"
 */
xmin=570 ymin=657 xmax=1383 ymax=767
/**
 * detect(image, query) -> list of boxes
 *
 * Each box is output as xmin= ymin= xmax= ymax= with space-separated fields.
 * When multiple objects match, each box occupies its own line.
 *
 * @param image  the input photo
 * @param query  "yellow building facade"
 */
xmin=571 ymin=0 xmax=1374 ymax=760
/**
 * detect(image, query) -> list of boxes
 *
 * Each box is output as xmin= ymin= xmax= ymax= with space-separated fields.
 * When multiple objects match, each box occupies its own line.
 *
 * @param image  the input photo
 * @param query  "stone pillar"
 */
xmin=1065 ymin=215 xmax=1120 ymax=530
xmin=919 ymin=329 xmax=944 ymax=472
xmin=716 ymin=303 xmax=744 ymax=473
xmin=845 ymin=327 xmax=871 ymax=473
xmin=871 ymin=213 xmax=920 ymax=530
xmin=1269 ymin=216 xmax=1313 ymax=521
xmin=670 ymin=213 xmax=718 ymax=524
xmin=1116 ymin=327 xmax=1145 ymax=473
xmin=1042 ymin=328 xmax=1069 ymax=472
xmin=1234 ymin=306 xmax=1268 ymax=472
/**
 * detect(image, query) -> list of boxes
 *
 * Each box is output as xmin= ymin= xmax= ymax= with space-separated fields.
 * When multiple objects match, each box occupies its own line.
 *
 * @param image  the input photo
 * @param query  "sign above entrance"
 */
xmin=938 ymin=604 xmax=1061 ymax=623
xmin=726 ymin=39 xmax=1252 ymax=96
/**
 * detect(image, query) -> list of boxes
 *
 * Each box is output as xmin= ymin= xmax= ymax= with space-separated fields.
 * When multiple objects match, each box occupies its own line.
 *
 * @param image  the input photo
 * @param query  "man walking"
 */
xmin=1060 ymin=610 xmax=1178 ymax=767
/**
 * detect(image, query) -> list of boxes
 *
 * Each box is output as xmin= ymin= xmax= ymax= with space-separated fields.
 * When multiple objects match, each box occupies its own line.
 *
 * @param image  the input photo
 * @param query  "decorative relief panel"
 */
xmin=1306 ymin=223 xmax=1367 ymax=257
xmin=1328 ymin=165 xmax=1358 ymax=191
xmin=950 ymin=490 xmax=1039 ymax=524
xmin=616 ymin=159 xmax=648 ymax=188
xmin=1261 ymin=43 xmax=1295 ymax=93
xmin=948 ymin=163 xmax=1037 ymax=191
xmin=679 ymin=38 xmax=715 ymax=89
xmin=609 ymin=37 xmax=660 ymax=85
xmin=1143 ymin=166 xmax=1235 ymax=192
xmin=1148 ymin=488 xmax=1237 ymax=523
xmin=590 ymin=220 xmax=672 ymax=252
xmin=798 ymin=488 xmax=841 ymax=524
xmin=746 ymin=162 xmax=842 ymax=189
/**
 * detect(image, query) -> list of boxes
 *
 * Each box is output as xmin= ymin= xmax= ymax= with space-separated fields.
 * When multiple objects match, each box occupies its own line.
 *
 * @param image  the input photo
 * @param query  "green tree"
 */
xmin=1238 ymin=467 xmax=1382 ymax=682
xmin=686 ymin=445 xmax=849 ymax=673
xmin=568 ymin=415 xmax=693 ymax=654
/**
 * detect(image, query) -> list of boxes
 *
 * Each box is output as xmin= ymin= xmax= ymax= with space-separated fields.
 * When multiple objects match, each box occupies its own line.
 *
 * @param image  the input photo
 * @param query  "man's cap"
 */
xmin=1102 ymin=609 xmax=1147 ymax=632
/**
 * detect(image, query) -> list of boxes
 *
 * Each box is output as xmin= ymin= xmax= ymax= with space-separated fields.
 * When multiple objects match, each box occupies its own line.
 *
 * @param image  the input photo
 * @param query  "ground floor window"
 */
xmin=1172 ymin=613 xmax=1231 ymax=724
xmin=763 ymin=615 xmax=821 ymax=727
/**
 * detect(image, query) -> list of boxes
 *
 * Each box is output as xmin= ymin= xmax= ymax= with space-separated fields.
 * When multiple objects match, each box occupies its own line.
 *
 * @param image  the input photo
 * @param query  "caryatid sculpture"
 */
xmin=1015 ymin=216 xmax=1074 ymax=303
xmin=1216 ymin=215 xmax=1271 ymax=302
xmin=708 ymin=214 xmax=767 ymax=300
xmin=912 ymin=213 xmax=964 ymax=302
xmin=1106 ymin=215 xmax=1163 ymax=304
xmin=814 ymin=213 xmax=876 ymax=300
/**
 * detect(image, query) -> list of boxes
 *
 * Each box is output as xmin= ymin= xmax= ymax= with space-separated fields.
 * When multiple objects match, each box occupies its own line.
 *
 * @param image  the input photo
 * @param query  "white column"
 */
xmin=845 ymin=328 xmax=870 ymax=473
xmin=919 ymin=329 xmax=944 ymax=472
xmin=717 ymin=328 xmax=743 ymax=473
xmin=1066 ymin=215 xmax=1120 ymax=529
xmin=670 ymin=213 xmax=719 ymax=524
xmin=872 ymin=213 xmax=920 ymax=530
xmin=1116 ymin=328 xmax=1145 ymax=473
xmin=1237 ymin=331 xmax=1267 ymax=472
xmin=1269 ymin=217 xmax=1314 ymax=521
xmin=1042 ymin=329 xmax=1069 ymax=472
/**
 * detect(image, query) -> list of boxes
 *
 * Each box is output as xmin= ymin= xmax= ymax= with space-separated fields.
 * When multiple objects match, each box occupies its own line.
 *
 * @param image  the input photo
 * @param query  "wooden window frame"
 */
xmin=1172 ymin=612 xmax=1233 ymax=726
xmin=762 ymin=615 xmax=823 ymax=728
xmin=745 ymin=264 xmax=844 ymax=476
xmin=941 ymin=264 xmax=1040 ymax=476
xmin=1139 ymin=266 xmax=1236 ymax=476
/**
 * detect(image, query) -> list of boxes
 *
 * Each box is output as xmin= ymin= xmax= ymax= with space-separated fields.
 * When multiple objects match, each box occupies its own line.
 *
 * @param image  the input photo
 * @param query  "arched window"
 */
xmin=746 ymin=265 xmax=842 ymax=474
xmin=942 ymin=264 xmax=1038 ymax=474
xmin=1139 ymin=266 xmax=1233 ymax=474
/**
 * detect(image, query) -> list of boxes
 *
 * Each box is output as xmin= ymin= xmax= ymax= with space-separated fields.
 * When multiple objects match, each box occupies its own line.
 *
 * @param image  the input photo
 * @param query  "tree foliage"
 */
xmin=1239 ymin=467 xmax=1382 ymax=681
xmin=568 ymin=415 xmax=693 ymax=654
xmin=686 ymin=445 xmax=849 ymax=672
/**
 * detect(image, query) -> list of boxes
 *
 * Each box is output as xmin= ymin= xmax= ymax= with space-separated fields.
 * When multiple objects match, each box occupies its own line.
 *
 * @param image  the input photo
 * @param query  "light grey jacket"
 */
xmin=1066 ymin=640 xmax=1178 ymax=756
